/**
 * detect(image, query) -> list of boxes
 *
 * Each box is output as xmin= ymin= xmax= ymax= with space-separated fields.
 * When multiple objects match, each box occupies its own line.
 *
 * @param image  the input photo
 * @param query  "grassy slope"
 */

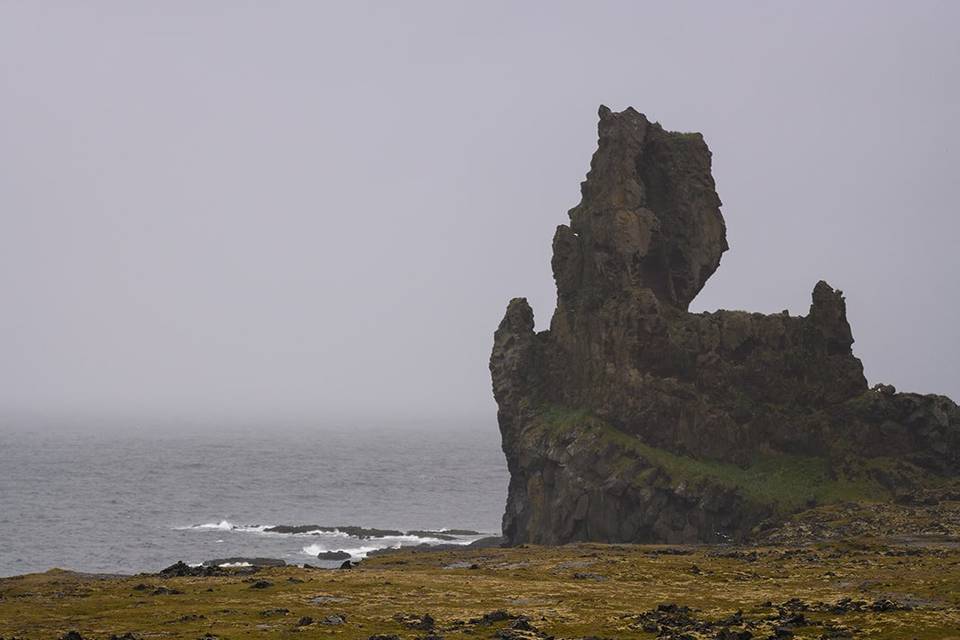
xmin=534 ymin=405 xmax=891 ymax=514
xmin=2 ymin=541 xmax=960 ymax=639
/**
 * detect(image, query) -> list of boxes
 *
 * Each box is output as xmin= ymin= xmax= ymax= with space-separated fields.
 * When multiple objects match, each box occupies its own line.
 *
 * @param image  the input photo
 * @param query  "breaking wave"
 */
xmin=174 ymin=520 xmax=271 ymax=533
xmin=300 ymin=532 xmax=477 ymax=559
xmin=174 ymin=520 xmax=488 ymax=560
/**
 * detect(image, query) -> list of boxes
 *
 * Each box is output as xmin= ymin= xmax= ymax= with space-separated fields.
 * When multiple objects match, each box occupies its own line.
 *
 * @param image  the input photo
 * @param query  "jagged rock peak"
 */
xmin=552 ymin=105 xmax=728 ymax=311
xmin=490 ymin=107 xmax=960 ymax=547
xmin=809 ymin=280 xmax=856 ymax=352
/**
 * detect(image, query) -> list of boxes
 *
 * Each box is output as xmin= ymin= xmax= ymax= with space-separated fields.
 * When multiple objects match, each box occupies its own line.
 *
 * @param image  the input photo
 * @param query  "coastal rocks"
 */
xmin=265 ymin=525 xmax=404 ymax=537
xmin=158 ymin=561 xmax=206 ymax=578
xmin=491 ymin=106 xmax=960 ymax=545
xmin=317 ymin=551 xmax=352 ymax=560
xmin=366 ymin=536 xmax=503 ymax=559
xmin=155 ymin=559 xmax=280 ymax=578
xmin=202 ymin=557 xmax=285 ymax=568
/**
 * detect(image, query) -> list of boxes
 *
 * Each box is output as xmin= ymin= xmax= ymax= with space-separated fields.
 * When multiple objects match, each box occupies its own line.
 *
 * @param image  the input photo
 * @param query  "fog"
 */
xmin=1 ymin=1 xmax=957 ymax=430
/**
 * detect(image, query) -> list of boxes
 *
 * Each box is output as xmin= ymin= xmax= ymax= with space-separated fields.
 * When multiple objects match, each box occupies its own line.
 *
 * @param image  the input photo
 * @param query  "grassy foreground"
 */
xmin=3 ymin=540 xmax=960 ymax=640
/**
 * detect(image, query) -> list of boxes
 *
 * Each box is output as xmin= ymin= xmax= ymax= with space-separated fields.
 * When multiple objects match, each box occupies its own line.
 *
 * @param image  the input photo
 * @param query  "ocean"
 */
xmin=0 ymin=423 xmax=509 ymax=577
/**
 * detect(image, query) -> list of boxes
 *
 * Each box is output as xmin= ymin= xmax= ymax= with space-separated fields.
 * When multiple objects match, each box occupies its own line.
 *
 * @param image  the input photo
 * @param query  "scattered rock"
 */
xmin=317 ymin=550 xmax=352 ymax=560
xmin=469 ymin=610 xmax=515 ymax=625
xmin=248 ymin=580 xmax=272 ymax=589
xmin=310 ymin=595 xmax=349 ymax=604
xmin=572 ymin=572 xmax=606 ymax=581
xmin=394 ymin=613 xmax=434 ymax=629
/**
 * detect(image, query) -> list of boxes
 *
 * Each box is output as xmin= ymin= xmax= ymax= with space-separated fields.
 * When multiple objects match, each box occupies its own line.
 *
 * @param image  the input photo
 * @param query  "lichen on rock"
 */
xmin=490 ymin=106 xmax=960 ymax=545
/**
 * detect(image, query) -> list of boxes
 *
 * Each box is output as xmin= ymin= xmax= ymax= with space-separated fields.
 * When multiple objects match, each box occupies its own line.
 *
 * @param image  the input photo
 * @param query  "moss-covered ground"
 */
xmin=533 ymin=405 xmax=898 ymax=514
xmin=3 ymin=539 xmax=960 ymax=639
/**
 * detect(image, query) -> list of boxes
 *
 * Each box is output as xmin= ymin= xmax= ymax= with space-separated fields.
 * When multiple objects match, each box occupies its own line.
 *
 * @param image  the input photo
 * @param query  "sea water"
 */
xmin=0 ymin=422 xmax=508 ymax=576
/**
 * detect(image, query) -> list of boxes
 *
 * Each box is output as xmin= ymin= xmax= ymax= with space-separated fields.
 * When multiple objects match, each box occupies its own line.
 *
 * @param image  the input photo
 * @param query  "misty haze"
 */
xmin=1 ymin=2 xmax=959 ymax=638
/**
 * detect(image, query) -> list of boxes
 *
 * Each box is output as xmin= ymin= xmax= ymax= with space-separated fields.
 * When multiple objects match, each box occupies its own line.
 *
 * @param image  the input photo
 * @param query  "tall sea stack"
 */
xmin=491 ymin=106 xmax=960 ymax=544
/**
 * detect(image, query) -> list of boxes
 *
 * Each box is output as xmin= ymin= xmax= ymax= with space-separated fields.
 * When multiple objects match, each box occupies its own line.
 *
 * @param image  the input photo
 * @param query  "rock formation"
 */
xmin=490 ymin=106 xmax=960 ymax=544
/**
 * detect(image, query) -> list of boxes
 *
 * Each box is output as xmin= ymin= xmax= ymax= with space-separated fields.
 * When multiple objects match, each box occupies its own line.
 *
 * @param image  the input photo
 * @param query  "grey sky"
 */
xmin=1 ymin=1 xmax=957 ymax=429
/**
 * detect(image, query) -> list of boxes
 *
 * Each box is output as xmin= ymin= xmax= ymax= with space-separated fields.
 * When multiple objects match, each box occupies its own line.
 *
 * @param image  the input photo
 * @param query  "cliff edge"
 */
xmin=490 ymin=106 xmax=960 ymax=544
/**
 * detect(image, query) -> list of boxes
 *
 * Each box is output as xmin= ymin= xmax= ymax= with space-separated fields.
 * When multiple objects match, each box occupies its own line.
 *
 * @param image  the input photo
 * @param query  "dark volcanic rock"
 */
xmin=202 ymin=557 xmax=285 ymax=568
xmin=317 ymin=550 xmax=352 ymax=560
xmin=468 ymin=535 xmax=506 ymax=548
xmin=158 ymin=561 xmax=205 ymax=577
xmin=490 ymin=105 xmax=960 ymax=545
xmin=264 ymin=525 xmax=404 ymax=537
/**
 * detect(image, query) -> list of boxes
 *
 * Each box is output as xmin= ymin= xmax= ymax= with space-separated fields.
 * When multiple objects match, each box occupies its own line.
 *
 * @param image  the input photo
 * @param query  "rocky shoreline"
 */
xmin=4 ymin=535 xmax=960 ymax=639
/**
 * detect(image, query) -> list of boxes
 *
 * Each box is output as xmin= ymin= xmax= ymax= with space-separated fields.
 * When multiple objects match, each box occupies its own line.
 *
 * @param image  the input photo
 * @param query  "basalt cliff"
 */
xmin=490 ymin=106 xmax=960 ymax=545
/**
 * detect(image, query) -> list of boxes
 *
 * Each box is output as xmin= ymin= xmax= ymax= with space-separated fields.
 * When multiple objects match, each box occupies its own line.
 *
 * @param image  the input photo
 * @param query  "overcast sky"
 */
xmin=1 ymin=1 xmax=957 ymax=429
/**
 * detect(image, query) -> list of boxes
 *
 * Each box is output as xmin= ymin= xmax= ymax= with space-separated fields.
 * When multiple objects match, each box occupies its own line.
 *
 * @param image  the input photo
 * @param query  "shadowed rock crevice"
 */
xmin=491 ymin=106 xmax=960 ymax=545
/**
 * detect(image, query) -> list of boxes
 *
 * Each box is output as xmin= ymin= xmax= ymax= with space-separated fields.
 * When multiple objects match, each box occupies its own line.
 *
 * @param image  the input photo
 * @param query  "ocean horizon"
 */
xmin=0 ymin=422 xmax=508 ymax=577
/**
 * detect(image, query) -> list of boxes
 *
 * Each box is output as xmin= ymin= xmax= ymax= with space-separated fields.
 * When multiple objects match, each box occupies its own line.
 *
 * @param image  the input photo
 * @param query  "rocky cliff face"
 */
xmin=490 ymin=106 xmax=960 ymax=545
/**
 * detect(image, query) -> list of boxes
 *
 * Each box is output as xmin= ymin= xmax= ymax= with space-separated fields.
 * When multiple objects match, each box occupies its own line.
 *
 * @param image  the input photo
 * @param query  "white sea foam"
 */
xmin=301 ymin=542 xmax=381 ymax=558
xmin=218 ymin=561 xmax=252 ymax=568
xmin=233 ymin=524 xmax=272 ymax=533
xmin=289 ymin=529 xmax=351 ymax=538
xmin=300 ymin=533 xmax=477 ymax=559
xmin=174 ymin=521 xmax=272 ymax=533
xmin=174 ymin=520 xmax=234 ymax=531
xmin=175 ymin=520 xmax=487 ymax=564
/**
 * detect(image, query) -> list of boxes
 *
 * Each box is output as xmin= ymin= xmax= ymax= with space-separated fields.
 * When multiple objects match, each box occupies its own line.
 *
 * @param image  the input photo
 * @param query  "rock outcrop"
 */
xmin=490 ymin=106 xmax=960 ymax=545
